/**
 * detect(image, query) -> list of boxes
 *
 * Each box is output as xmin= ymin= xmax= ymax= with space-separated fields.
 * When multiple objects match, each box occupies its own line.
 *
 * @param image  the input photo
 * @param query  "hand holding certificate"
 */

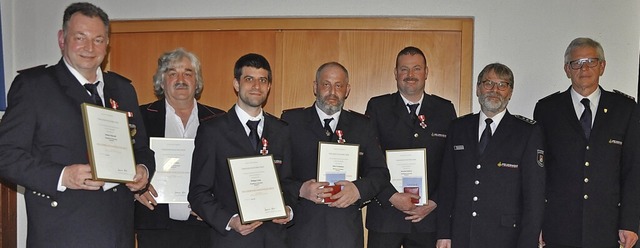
xmin=316 ymin=142 xmax=359 ymax=204
xmin=81 ymin=103 xmax=136 ymax=183
xmin=228 ymin=155 xmax=287 ymax=224
xmin=386 ymin=148 xmax=428 ymax=205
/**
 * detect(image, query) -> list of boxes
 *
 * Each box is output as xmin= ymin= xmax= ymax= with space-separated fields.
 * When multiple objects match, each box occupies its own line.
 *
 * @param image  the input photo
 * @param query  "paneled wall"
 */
xmin=107 ymin=18 xmax=474 ymax=116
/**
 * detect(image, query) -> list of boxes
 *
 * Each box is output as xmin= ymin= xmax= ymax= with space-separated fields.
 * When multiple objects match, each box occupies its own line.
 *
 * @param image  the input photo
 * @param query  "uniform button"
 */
xmin=414 ymin=133 xmax=419 ymax=138
xmin=472 ymin=212 xmax=477 ymax=217
xmin=585 ymin=162 xmax=590 ymax=167
xmin=545 ymin=199 xmax=548 ymax=203
xmin=584 ymin=194 xmax=589 ymax=200
xmin=474 ymin=180 xmax=480 ymax=185
xmin=113 ymin=188 xmax=118 ymax=192
xmin=32 ymin=191 xmax=36 ymax=195
xmin=51 ymin=201 xmax=58 ymax=208
xmin=586 ymin=145 xmax=590 ymax=150
xmin=36 ymin=193 xmax=41 ymax=196
xmin=618 ymin=203 xmax=621 ymax=207
xmin=584 ymin=178 xmax=589 ymax=183
xmin=476 ymin=164 xmax=481 ymax=169
xmin=513 ymin=224 xmax=517 ymax=228
xmin=473 ymin=196 xmax=478 ymax=201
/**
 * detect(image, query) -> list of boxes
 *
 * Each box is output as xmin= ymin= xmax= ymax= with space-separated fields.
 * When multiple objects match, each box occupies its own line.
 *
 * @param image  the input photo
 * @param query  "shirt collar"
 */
xmin=63 ymin=57 xmax=104 ymax=86
xmin=570 ymin=86 xmax=601 ymax=118
xmin=314 ymin=104 xmax=341 ymax=131
xmin=234 ymin=104 xmax=264 ymax=136
xmin=164 ymin=99 xmax=200 ymax=138
xmin=400 ymin=92 xmax=424 ymax=114
xmin=479 ymin=108 xmax=507 ymax=138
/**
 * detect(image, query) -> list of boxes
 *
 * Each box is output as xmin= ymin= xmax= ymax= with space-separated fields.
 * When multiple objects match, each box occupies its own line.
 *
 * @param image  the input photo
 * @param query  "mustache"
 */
xmin=173 ymin=82 xmax=189 ymax=89
xmin=403 ymin=77 xmax=419 ymax=83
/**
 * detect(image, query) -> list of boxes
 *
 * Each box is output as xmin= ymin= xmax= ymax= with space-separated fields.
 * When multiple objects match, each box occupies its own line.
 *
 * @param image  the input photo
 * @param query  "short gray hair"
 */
xmin=564 ymin=37 xmax=605 ymax=63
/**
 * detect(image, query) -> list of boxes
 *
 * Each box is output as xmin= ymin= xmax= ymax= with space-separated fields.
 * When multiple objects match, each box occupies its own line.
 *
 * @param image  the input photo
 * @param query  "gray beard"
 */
xmin=316 ymin=99 xmax=343 ymax=115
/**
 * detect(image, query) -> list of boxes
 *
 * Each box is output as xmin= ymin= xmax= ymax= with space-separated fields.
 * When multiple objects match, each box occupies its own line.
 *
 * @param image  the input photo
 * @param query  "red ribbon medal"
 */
xmin=336 ymin=129 xmax=345 ymax=144
xmin=260 ymin=138 xmax=269 ymax=155
xmin=418 ymin=115 xmax=427 ymax=129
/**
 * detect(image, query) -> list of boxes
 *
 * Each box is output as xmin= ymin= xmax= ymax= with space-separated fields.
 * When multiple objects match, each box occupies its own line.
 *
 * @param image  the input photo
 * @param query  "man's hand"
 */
xmin=436 ymin=239 xmax=451 ymax=248
xmin=299 ymin=179 xmax=331 ymax=204
xmin=134 ymin=184 xmax=157 ymax=210
xmin=229 ymin=215 xmax=262 ymax=236
xmin=619 ymin=229 xmax=638 ymax=248
xmin=62 ymin=164 xmax=105 ymax=190
xmin=403 ymin=200 xmax=437 ymax=222
xmin=126 ymin=164 xmax=149 ymax=192
xmin=328 ymin=180 xmax=360 ymax=208
xmin=271 ymin=206 xmax=292 ymax=225
xmin=389 ymin=192 xmax=418 ymax=211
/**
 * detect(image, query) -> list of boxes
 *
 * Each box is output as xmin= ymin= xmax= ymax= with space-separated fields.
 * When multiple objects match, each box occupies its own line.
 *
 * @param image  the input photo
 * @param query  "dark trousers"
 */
xmin=136 ymin=219 xmax=212 ymax=248
xmin=367 ymin=230 xmax=436 ymax=248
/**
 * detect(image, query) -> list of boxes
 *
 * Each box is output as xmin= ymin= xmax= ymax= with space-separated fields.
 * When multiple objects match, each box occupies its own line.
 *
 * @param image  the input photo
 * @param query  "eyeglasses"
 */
xmin=567 ymin=58 xmax=601 ymax=70
xmin=479 ymin=80 xmax=511 ymax=91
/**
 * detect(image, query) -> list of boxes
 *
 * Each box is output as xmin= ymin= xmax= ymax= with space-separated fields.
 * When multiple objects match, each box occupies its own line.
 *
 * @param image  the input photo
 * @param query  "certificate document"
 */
xmin=81 ymin=103 xmax=136 ymax=183
xmin=228 ymin=155 xmax=287 ymax=224
xmin=149 ymin=138 xmax=194 ymax=203
xmin=386 ymin=148 xmax=428 ymax=205
xmin=317 ymin=142 xmax=359 ymax=183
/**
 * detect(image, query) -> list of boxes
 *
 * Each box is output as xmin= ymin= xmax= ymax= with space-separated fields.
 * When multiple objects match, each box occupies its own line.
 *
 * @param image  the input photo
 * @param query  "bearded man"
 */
xmin=435 ymin=63 xmax=546 ymax=248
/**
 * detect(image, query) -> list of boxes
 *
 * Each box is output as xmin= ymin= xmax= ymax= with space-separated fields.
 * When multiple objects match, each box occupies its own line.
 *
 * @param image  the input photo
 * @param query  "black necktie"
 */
xmin=323 ymin=118 xmax=334 ymax=140
xmin=407 ymin=103 xmax=419 ymax=120
xmin=478 ymin=118 xmax=493 ymax=156
xmin=580 ymin=98 xmax=592 ymax=139
xmin=84 ymin=82 xmax=103 ymax=107
xmin=246 ymin=120 xmax=261 ymax=152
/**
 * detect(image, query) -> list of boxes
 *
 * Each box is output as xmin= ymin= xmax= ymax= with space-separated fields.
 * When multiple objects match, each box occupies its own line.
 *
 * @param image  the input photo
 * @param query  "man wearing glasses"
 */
xmin=534 ymin=37 xmax=640 ymax=248
xmin=435 ymin=63 xmax=545 ymax=247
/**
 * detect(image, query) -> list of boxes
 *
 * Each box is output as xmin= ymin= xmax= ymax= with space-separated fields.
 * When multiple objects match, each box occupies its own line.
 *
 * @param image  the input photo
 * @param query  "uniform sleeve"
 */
xmin=517 ymin=124 xmax=546 ymax=247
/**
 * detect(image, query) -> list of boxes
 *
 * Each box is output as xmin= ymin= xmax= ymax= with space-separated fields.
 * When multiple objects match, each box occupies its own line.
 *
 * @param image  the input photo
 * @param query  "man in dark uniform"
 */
xmin=0 ymin=3 xmax=155 ymax=247
xmin=365 ymin=46 xmax=457 ymax=248
xmin=188 ymin=53 xmax=294 ymax=248
xmin=535 ymin=37 xmax=640 ymax=248
xmin=436 ymin=63 xmax=545 ymax=247
xmin=281 ymin=62 xmax=390 ymax=248
xmin=135 ymin=48 xmax=224 ymax=247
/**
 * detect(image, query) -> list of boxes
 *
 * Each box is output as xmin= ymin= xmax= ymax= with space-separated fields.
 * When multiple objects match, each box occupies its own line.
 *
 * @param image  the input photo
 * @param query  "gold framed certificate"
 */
xmin=228 ymin=155 xmax=287 ymax=224
xmin=149 ymin=138 xmax=195 ymax=203
xmin=81 ymin=103 xmax=136 ymax=183
xmin=386 ymin=148 xmax=428 ymax=205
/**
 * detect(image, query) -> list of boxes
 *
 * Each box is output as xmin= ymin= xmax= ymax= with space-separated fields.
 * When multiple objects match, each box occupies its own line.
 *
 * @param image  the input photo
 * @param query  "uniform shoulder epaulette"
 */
xmin=281 ymin=107 xmax=305 ymax=114
xmin=104 ymin=71 xmax=132 ymax=83
xmin=344 ymin=109 xmax=369 ymax=119
xmin=514 ymin=115 xmax=536 ymax=125
xmin=538 ymin=91 xmax=561 ymax=101
xmin=461 ymin=112 xmax=474 ymax=118
xmin=428 ymin=93 xmax=453 ymax=104
xmin=264 ymin=112 xmax=283 ymax=121
xmin=613 ymin=89 xmax=635 ymax=101
xmin=17 ymin=64 xmax=47 ymax=74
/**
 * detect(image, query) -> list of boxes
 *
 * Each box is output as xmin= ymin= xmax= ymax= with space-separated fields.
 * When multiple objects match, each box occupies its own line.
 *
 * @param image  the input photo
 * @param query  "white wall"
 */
xmin=2 ymin=0 xmax=639 ymax=246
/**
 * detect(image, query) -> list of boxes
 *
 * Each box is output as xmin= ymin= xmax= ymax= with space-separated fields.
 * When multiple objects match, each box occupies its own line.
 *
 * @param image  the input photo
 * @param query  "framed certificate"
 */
xmin=228 ymin=155 xmax=287 ymax=224
xmin=317 ymin=142 xmax=359 ymax=203
xmin=81 ymin=103 xmax=136 ymax=183
xmin=317 ymin=142 xmax=359 ymax=182
xmin=149 ymin=138 xmax=195 ymax=203
xmin=386 ymin=148 xmax=428 ymax=205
